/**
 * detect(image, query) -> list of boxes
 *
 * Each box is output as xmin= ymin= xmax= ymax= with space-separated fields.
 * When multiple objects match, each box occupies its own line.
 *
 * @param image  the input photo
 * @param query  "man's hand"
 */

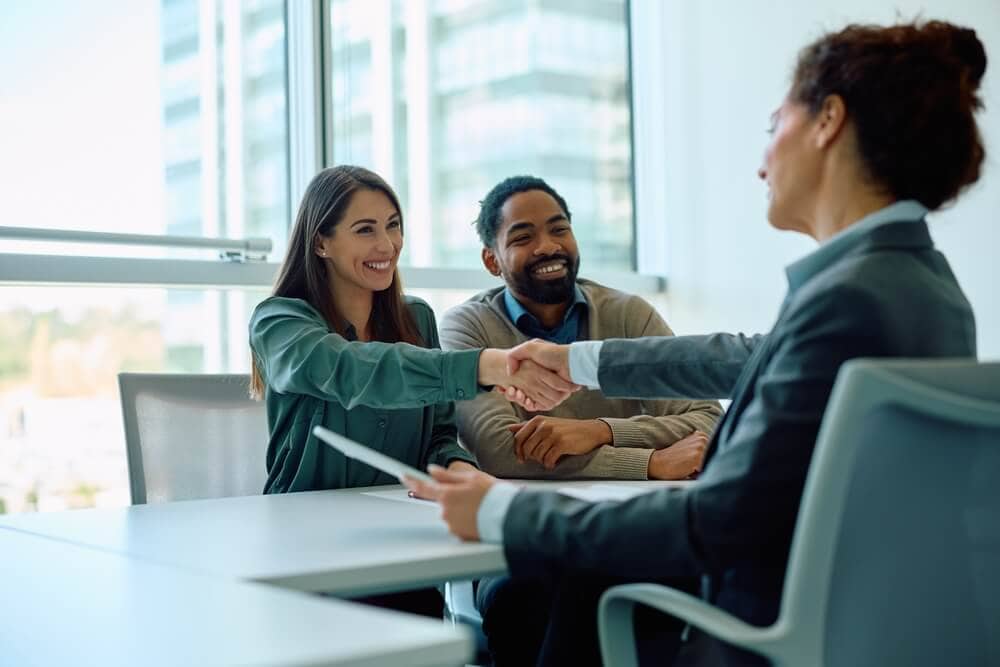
xmin=508 ymin=416 xmax=612 ymax=469
xmin=446 ymin=460 xmax=479 ymax=473
xmin=506 ymin=339 xmax=572 ymax=382
xmin=647 ymin=431 xmax=710 ymax=480
xmin=478 ymin=349 xmax=577 ymax=411
xmin=402 ymin=464 xmax=496 ymax=541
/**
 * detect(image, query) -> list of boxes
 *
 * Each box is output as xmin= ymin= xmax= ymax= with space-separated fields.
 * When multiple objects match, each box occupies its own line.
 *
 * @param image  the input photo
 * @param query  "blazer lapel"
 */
xmin=703 ymin=219 xmax=931 ymax=467
xmin=703 ymin=333 xmax=778 ymax=464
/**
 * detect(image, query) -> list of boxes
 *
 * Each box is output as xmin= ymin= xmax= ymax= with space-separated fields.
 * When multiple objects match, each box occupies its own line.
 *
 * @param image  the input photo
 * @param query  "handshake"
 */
xmin=477 ymin=340 xmax=579 ymax=412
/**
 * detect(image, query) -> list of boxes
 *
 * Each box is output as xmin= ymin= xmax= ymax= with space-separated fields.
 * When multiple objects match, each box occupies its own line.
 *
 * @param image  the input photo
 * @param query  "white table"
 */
xmin=0 ymin=481 xmax=688 ymax=597
xmin=0 ymin=485 xmax=507 ymax=597
xmin=0 ymin=529 xmax=472 ymax=667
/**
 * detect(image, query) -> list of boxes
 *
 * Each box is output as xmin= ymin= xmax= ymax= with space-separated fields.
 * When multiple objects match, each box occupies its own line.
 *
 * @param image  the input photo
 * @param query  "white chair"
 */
xmin=599 ymin=358 xmax=1000 ymax=667
xmin=118 ymin=373 xmax=268 ymax=504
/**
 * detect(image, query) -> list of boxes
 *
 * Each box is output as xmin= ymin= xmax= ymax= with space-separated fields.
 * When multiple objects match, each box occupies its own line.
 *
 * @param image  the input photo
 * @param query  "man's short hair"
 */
xmin=474 ymin=175 xmax=572 ymax=248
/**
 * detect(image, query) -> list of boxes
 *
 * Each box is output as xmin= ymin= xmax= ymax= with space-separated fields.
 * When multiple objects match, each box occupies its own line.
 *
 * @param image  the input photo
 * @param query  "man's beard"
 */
xmin=507 ymin=254 xmax=580 ymax=305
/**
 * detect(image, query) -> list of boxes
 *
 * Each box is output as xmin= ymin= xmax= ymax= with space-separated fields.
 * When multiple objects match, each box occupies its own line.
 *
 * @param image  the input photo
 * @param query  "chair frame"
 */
xmin=118 ymin=372 xmax=257 ymax=505
xmin=598 ymin=358 xmax=1000 ymax=666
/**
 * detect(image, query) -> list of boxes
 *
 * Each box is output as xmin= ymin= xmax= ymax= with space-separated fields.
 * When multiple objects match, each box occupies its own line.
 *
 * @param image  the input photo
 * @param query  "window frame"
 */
xmin=0 ymin=0 xmax=666 ymax=295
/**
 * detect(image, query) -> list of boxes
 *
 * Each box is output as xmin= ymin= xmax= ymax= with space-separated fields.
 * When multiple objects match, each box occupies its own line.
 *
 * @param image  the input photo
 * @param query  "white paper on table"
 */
xmin=556 ymin=484 xmax=662 ymax=503
xmin=361 ymin=489 xmax=437 ymax=507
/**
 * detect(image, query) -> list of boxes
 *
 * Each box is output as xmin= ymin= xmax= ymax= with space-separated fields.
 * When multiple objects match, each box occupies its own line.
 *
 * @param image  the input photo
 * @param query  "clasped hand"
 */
xmin=509 ymin=416 xmax=610 ymax=468
xmin=478 ymin=340 xmax=576 ymax=411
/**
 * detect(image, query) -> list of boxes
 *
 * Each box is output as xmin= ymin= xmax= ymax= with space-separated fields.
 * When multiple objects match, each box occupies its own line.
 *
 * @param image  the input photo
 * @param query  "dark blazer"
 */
xmin=501 ymin=219 xmax=976 ymax=630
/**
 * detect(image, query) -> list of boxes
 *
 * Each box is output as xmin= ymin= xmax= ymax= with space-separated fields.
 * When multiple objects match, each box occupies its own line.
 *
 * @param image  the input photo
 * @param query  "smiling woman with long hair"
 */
xmin=250 ymin=166 xmax=477 ymax=497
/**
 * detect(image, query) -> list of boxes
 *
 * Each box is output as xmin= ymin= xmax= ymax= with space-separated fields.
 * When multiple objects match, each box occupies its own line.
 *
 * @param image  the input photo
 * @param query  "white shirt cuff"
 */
xmin=476 ymin=482 xmax=520 ymax=543
xmin=568 ymin=340 xmax=603 ymax=389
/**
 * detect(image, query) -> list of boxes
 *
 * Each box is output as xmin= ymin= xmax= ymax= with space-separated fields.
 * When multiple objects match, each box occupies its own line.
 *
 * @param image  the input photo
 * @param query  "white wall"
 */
xmin=637 ymin=0 xmax=1000 ymax=359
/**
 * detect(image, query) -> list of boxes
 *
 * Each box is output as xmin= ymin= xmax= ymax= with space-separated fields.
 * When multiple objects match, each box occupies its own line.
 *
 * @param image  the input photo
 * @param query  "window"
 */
xmin=326 ymin=0 xmax=635 ymax=271
xmin=0 ymin=0 xmax=288 ymax=513
xmin=0 ymin=0 xmax=650 ymax=515
xmin=0 ymin=286 xmax=270 ymax=514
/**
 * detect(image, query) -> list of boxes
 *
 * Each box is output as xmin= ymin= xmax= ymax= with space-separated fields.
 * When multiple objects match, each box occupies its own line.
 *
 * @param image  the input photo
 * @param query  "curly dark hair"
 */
xmin=474 ymin=175 xmax=572 ymax=248
xmin=790 ymin=20 xmax=987 ymax=210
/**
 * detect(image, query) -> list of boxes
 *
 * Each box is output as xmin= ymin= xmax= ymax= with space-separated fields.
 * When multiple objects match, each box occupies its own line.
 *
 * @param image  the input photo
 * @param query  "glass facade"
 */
xmin=328 ymin=0 xmax=633 ymax=271
xmin=0 ymin=0 xmax=289 ymax=513
xmin=159 ymin=0 xmax=289 ymax=373
xmin=0 ymin=0 xmax=633 ymax=514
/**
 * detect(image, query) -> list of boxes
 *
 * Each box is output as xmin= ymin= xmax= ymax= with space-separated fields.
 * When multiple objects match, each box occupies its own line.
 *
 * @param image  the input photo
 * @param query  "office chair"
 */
xmin=598 ymin=358 xmax=1000 ymax=666
xmin=118 ymin=373 xmax=268 ymax=504
xmin=443 ymin=579 xmax=489 ymax=660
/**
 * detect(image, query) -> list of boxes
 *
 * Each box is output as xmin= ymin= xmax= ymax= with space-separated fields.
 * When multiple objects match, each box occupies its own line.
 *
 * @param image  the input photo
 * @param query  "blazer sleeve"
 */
xmin=440 ymin=305 xmax=654 ymax=480
xmin=503 ymin=284 xmax=886 ymax=583
xmin=598 ymin=332 xmax=764 ymax=400
xmin=600 ymin=304 xmax=724 ymax=447
xmin=250 ymin=297 xmax=481 ymax=410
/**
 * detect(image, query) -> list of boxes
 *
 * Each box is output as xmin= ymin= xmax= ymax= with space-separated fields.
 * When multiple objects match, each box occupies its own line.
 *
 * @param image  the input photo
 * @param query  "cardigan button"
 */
xmin=457 ymin=389 xmax=466 ymax=399
xmin=377 ymin=419 xmax=386 ymax=428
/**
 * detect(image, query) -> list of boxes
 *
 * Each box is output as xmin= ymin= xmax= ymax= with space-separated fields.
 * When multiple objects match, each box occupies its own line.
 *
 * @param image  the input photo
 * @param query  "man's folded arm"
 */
xmin=600 ymin=400 xmax=723 ymax=449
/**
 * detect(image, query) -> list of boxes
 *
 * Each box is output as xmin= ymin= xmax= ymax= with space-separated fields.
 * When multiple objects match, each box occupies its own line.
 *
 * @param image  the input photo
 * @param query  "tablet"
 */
xmin=312 ymin=425 xmax=435 ymax=484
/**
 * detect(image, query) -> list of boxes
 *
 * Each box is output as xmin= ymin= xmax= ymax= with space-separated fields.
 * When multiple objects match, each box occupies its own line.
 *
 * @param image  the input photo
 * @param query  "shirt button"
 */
xmin=457 ymin=389 xmax=465 ymax=399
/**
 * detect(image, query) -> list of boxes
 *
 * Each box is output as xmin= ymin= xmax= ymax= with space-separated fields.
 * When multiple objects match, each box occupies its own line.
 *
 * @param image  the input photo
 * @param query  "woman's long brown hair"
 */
xmin=250 ymin=166 xmax=422 ymax=400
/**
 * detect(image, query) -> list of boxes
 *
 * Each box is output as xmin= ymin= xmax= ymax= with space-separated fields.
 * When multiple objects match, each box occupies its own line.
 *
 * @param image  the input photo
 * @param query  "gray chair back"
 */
xmin=599 ymin=359 xmax=1000 ymax=667
xmin=787 ymin=359 xmax=1000 ymax=666
xmin=118 ymin=373 xmax=268 ymax=504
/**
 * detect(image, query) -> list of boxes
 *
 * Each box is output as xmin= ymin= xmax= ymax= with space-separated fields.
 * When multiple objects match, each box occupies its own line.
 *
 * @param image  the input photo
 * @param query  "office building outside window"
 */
xmin=160 ymin=0 xmax=289 ymax=372
xmin=328 ymin=0 xmax=634 ymax=271
xmin=0 ymin=0 xmax=634 ymax=515
xmin=0 ymin=0 xmax=287 ymax=514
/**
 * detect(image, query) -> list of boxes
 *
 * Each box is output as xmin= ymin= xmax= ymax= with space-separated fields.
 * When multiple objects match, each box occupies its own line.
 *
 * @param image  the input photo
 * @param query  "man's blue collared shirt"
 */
xmin=503 ymin=285 xmax=588 ymax=345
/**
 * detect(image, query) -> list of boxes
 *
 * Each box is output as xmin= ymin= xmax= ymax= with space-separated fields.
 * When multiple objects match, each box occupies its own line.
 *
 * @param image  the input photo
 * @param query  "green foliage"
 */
xmin=0 ymin=308 xmax=35 ymax=381
xmin=0 ymin=303 xmax=164 ymax=390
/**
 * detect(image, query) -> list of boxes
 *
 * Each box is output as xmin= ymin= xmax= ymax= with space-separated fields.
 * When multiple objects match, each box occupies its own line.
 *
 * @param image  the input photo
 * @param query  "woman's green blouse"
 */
xmin=249 ymin=295 xmax=481 ymax=493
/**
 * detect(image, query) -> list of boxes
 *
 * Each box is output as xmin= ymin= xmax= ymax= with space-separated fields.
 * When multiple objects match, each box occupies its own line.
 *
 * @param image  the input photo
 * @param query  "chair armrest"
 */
xmin=598 ymin=584 xmax=788 ymax=667
xmin=443 ymin=580 xmax=482 ymax=626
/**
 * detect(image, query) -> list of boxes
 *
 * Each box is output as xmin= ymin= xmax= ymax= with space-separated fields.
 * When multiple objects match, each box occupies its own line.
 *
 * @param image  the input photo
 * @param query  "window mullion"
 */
xmin=286 ymin=0 xmax=326 ymax=223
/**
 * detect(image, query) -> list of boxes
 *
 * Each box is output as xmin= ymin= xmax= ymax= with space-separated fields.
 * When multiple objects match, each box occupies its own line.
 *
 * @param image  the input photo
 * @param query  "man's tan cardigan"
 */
xmin=439 ymin=279 xmax=723 ymax=479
